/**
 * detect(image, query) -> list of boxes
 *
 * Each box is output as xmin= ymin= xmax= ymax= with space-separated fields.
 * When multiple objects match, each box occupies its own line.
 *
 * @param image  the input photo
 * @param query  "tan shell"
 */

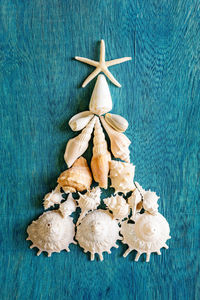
xmin=143 ymin=191 xmax=159 ymax=215
xmin=105 ymin=113 xmax=128 ymax=132
xmin=59 ymin=194 xmax=77 ymax=218
xmin=77 ymin=186 xmax=101 ymax=224
xmin=121 ymin=212 xmax=171 ymax=262
xmin=57 ymin=157 xmax=92 ymax=192
xmin=109 ymin=160 xmax=135 ymax=194
xmin=89 ymin=74 xmax=112 ymax=116
xmin=27 ymin=210 xmax=76 ymax=257
xmin=68 ymin=111 xmax=94 ymax=131
xmin=128 ymin=188 xmax=143 ymax=220
xmin=64 ymin=116 xmax=96 ymax=167
xmin=76 ymin=209 xmax=121 ymax=261
xmin=100 ymin=116 xmax=131 ymax=162
xmin=104 ymin=194 xmax=129 ymax=220
xmin=91 ymin=117 xmax=111 ymax=188
xmin=43 ymin=184 xmax=64 ymax=209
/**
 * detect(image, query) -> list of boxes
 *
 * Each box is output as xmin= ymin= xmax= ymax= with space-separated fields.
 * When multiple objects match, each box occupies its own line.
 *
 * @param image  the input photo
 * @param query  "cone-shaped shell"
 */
xmin=64 ymin=116 xmax=96 ymax=168
xmin=100 ymin=116 xmax=131 ymax=162
xmin=26 ymin=210 xmax=75 ymax=257
xmin=76 ymin=209 xmax=121 ymax=261
xmin=89 ymin=74 xmax=112 ymax=116
xmin=91 ymin=118 xmax=111 ymax=188
xmin=121 ymin=212 xmax=171 ymax=262
xmin=105 ymin=113 xmax=128 ymax=132
xmin=57 ymin=157 xmax=92 ymax=192
xmin=128 ymin=188 xmax=143 ymax=220
xmin=68 ymin=111 xmax=94 ymax=131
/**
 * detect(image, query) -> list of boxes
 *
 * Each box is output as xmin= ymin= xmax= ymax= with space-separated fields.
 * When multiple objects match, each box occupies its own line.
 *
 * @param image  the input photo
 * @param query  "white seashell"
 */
xmin=43 ymin=185 xmax=64 ymax=209
xmin=64 ymin=116 xmax=96 ymax=167
xmin=128 ymin=188 xmax=143 ymax=220
xmin=104 ymin=194 xmax=129 ymax=220
xmin=143 ymin=191 xmax=159 ymax=215
xmin=105 ymin=113 xmax=128 ymax=132
xmin=109 ymin=160 xmax=135 ymax=194
xmin=134 ymin=181 xmax=146 ymax=196
xmin=121 ymin=212 xmax=171 ymax=262
xmin=100 ymin=116 xmax=131 ymax=162
xmin=26 ymin=210 xmax=76 ymax=257
xmin=59 ymin=194 xmax=77 ymax=218
xmin=77 ymin=186 xmax=101 ymax=224
xmin=68 ymin=111 xmax=94 ymax=131
xmin=89 ymin=74 xmax=112 ymax=116
xmin=76 ymin=209 xmax=121 ymax=261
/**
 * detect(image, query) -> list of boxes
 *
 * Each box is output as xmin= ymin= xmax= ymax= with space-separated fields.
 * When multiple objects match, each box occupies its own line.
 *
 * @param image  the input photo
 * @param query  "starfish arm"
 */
xmin=75 ymin=56 xmax=99 ymax=67
xmin=106 ymin=57 xmax=132 ymax=67
xmin=100 ymin=40 xmax=105 ymax=63
xmin=82 ymin=67 xmax=101 ymax=87
xmin=103 ymin=67 xmax=121 ymax=87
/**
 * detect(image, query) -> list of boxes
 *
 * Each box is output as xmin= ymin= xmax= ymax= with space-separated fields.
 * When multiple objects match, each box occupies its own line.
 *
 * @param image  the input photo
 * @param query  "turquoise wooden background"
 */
xmin=0 ymin=0 xmax=199 ymax=299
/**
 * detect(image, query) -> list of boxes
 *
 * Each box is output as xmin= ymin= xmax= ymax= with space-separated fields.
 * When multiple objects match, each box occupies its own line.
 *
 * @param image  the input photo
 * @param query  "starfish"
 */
xmin=75 ymin=40 xmax=132 ymax=88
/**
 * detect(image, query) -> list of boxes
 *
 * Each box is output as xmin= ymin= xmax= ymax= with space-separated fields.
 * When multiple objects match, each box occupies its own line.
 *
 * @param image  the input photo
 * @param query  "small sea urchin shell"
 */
xmin=26 ymin=210 xmax=76 ymax=257
xmin=76 ymin=209 xmax=121 ymax=261
xmin=121 ymin=212 xmax=171 ymax=262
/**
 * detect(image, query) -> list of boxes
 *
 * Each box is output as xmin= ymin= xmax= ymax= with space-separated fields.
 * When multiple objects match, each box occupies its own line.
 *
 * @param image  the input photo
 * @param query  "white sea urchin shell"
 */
xmin=76 ymin=209 xmax=121 ymax=261
xmin=27 ymin=210 xmax=76 ymax=257
xmin=121 ymin=212 xmax=171 ymax=262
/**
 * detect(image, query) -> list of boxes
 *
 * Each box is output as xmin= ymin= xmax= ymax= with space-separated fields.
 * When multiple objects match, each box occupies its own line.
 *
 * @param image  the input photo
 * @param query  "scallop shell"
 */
xmin=143 ymin=191 xmax=159 ymax=215
xmin=89 ymin=74 xmax=112 ymax=116
xmin=57 ymin=157 xmax=92 ymax=192
xmin=100 ymin=116 xmax=131 ymax=162
xmin=76 ymin=209 xmax=121 ymax=261
xmin=91 ymin=117 xmax=111 ymax=188
xmin=26 ymin=210 xmax=76 ymax=257
xmin=68 ymin=111 xmax=94 ymax=131
xmin=77 ymin=186 xmax=101 ymax=224
xmin=64 ymin=116 xmax=96 ymax=168
xmin=128 ymin=188 xmax=143 ymax=220
xmin=109 ymin=160 xmax=135 ymax=194
xmin=59 ymin=193 xmax=77 ymax=218
xmin=43 ymin=184 xmax=64 ymax=209
xmin=121 ymin=212 xmax=171 ymax=262
xmin=104 ymin=194 xmax=129 ymax=220
xmin=105 ymin=113 xmax=128 ymax=132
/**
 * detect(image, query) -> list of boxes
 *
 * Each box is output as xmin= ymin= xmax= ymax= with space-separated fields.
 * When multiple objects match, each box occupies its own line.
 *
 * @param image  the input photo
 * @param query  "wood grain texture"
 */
xmin=0 ymin=0 xmax=199 ymax=299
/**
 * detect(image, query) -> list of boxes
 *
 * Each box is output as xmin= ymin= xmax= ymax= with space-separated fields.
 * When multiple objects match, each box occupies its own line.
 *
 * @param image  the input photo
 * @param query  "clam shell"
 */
xmin=89 ymin=74 xmax=112 ymax=116
xmin=76 ymin=209 xmax=121 ymax=261
xmin=69 ymin=111 xmax=94 ymax=131
xmin=105 ymin=113 xmax=128 ymax=132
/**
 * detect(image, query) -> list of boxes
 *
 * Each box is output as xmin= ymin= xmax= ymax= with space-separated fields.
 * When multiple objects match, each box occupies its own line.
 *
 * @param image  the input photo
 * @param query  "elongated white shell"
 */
xmin=89 ymin=74 xmax=112 ymax=116
xmin=105 ymin=113 xmax=128 ymax=132
xmin=68 ymin=111 xmax=94 ymax=131
xmin=59 ymin=194 xmax=77 ymax=217
xmin=121 ymin=212 xmax=171 ymax=262
xmin=27 ymin=210 xmax=76 ymax=257
xmin=128 ymin=188 xmax=143 ymax=220
xmin=64 ymin=116 xmax=96 ymax=167
xmin=104 ymin=194 xmax=129 ymax=220
xmin=109 ymin=160 xmax=135 ymax=194
xmin=76 ymin=209 xmax=121 ymax=261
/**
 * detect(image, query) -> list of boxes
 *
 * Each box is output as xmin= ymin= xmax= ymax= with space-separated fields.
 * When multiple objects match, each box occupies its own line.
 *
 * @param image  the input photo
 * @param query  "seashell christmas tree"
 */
xmin=27 ymin=40 xmax=170 ymax=262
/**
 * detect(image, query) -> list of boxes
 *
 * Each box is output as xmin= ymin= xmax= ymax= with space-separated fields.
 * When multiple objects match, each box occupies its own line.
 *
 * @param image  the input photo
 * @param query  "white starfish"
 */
xmin=75 ymin=40 xmax=132 ymax=88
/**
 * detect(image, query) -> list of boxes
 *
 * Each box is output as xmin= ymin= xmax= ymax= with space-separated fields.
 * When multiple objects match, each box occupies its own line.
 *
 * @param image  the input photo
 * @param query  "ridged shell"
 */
xmin=64 ymin=116 xmax=96 ymax=167
xmin=77 ymin=186 xmax=101 ymax=224
xmin=57 ymin=157 xmax=92 ymax=192
xmin=89 ymin=74 xmax=112 ymax=116
xmin=59 ymin=194 xmax=77 ymax=218
xmin=121 ymin=212 xmax=171 ymax=262
xmin=76 ymin=209 xmax=121 ymax=261
xmin=68 ymin=111 xmax=94 ymax=131
xmin=43 ymin=184 xmax=64 ymax=209
xmin=128 ymin=188 xmax=143 ymax=220
xmin=26 ymin=210 xmax=76 ymax=257
xmin=105 ymin=113 xmax=128 ymax=132
xmin=104 ymin=194 xmax=129 ymax=220
xmin=91 ymin=117 xmax=111 ymax=188
xmin=109 ymin=160 xmax=135 ymax=194
xmin=100 ymin=116 xmax=131 ymax=162
xmin=143 ymin=191 xmax=159 ymax=215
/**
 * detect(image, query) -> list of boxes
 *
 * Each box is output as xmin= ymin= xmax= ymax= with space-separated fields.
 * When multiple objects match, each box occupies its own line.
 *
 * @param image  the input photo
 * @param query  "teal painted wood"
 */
xmin=0 ymin=0 xmax=199 ymax=299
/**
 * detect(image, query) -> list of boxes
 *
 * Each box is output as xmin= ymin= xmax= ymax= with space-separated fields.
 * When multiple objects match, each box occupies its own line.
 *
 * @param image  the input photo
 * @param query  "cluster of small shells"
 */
xmin=27 ymin=72 xmax=170 ymax=262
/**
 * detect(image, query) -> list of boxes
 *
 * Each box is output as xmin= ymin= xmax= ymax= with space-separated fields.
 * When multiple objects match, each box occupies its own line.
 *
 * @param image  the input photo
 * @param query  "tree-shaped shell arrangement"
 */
xmin=27 ymin=40 xmax=170 ymax=262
